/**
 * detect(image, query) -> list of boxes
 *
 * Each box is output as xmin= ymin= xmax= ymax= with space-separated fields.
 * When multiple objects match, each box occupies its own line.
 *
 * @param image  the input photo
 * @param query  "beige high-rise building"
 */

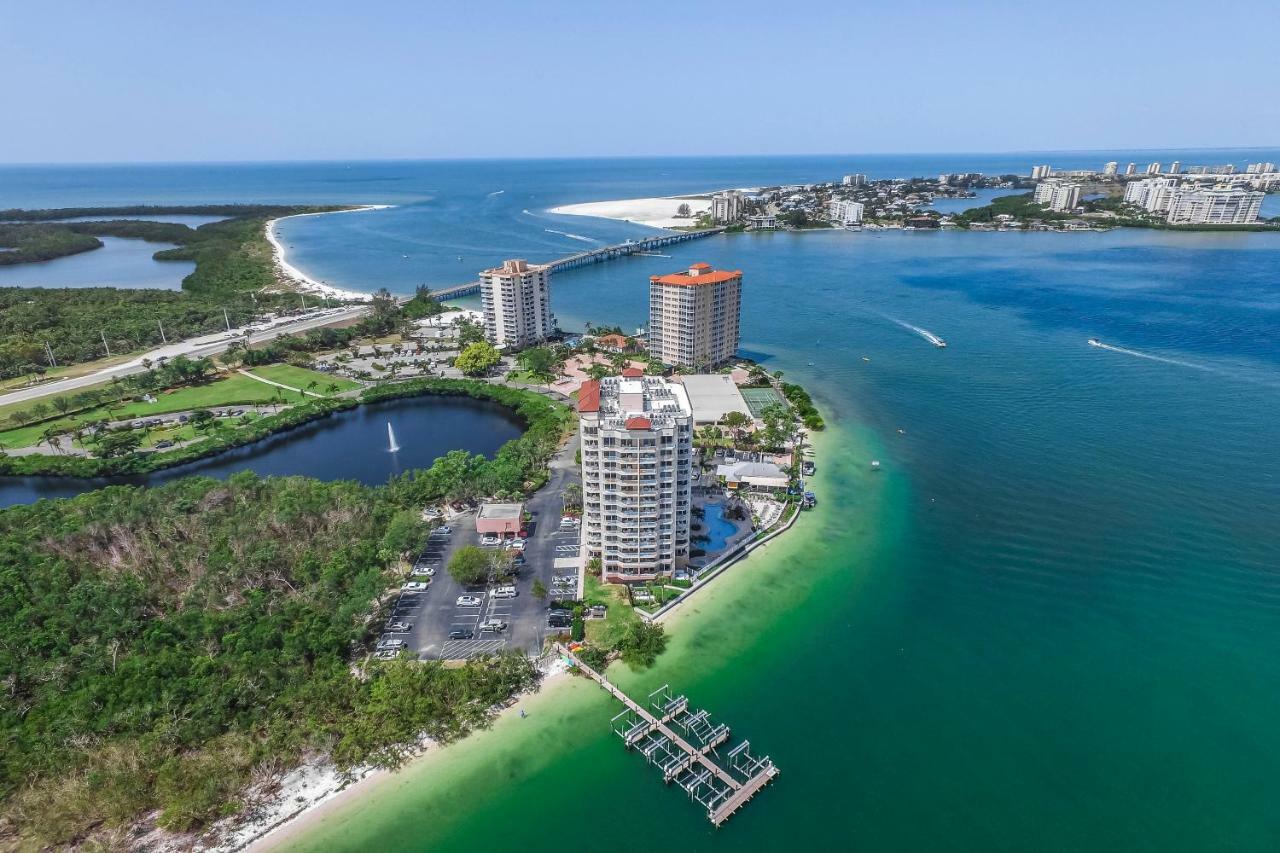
xmin=479 ymin=259 xmax=553 ymax=349
xmin=578 ymin=371 xmax=693 ymax=582
xmin=648 ymin=263 xmax=742 ymax=369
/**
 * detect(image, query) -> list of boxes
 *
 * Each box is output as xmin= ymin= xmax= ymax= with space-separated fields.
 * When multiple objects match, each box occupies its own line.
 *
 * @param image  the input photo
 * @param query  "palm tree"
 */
xmin=325 ymin=383 xmax=340 ymax=395
xmin=306 ymin=380 xmax=319 ymax=396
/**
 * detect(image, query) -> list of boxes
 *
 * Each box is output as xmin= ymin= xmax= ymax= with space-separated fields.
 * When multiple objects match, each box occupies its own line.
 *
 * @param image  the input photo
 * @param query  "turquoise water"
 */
xmin=698 ymin=501 xmax=737 ymax=552
xmin=3 ymin=154 xmax=1280 ymax=850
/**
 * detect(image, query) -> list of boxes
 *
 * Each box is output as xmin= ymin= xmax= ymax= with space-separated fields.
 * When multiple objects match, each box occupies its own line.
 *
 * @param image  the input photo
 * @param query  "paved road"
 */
xmin=0 ymin=306 xmax=370 ymax=408
xmin=404 ymin=433 xmax=582 ymax=660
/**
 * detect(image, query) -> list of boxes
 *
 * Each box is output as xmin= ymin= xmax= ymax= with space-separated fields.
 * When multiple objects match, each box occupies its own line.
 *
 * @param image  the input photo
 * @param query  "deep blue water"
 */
xmin=3 ymin=152 xmax=1280 ymax=849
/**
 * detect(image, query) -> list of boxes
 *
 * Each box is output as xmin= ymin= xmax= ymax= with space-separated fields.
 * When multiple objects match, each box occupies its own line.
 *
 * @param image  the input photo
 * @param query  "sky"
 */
xmin=2 ymin=0 xmax=1277 ymax=164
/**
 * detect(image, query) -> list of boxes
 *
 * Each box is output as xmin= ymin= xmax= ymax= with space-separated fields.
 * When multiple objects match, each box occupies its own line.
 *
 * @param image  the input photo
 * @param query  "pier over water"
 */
xmin=556 ymin=644 xmax=779 ymax=827
xmin=431 ymin=228 xmax=725 ymax=300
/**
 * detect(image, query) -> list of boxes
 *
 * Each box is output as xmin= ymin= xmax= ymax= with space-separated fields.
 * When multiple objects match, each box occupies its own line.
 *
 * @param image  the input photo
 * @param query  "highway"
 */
xmin=0 ymin=305 xmax=371 ymax=409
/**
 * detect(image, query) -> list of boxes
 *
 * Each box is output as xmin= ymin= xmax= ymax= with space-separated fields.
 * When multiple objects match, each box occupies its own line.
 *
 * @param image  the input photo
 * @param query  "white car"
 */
xmin=435 ymin=525 xmax=452 ymax=535
xmin=492 ymin=586 xmax=517 ymax=599
xmin=560 ymin=516 xmax=579 ymax=528
xmin=403 ymin=582 xmax=429 ymax=592
xmin=479 ymin=618 xmax=507 ymax=633
xmin=479 ymin=535 xmax=500 ymax=546
xmin=412 ymin=566 xmax=436 ymax=577
xmin=504 ymin=539 xmax=526 ymax=551
xmin=456 ymin=595 xmax=483 ymax=607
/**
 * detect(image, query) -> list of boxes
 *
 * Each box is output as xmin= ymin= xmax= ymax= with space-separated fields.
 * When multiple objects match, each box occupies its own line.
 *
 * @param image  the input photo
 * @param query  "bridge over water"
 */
xmin=430 ymin=228 xmax=725 ymax=301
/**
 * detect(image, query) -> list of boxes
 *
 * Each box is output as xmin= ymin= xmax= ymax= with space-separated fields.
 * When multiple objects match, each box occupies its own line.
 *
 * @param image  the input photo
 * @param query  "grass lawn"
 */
xmin=0 ymin=374 xmax=284 ymax=449
xmin=582 ymin=574 xmax=643 ymax=648
xmin=248 ymin=364 xmax=360 ymax=394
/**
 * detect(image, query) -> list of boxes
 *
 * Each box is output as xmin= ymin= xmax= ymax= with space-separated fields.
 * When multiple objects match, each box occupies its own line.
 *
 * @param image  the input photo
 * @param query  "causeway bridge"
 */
xmin=556 ymin=644 xmax=778 ymax=827
xmin=430 ymin=228 xmax=725 ymax=301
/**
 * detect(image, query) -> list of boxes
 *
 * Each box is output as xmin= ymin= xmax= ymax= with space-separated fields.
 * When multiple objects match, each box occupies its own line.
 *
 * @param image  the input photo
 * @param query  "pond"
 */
xmin=0 ymin=395 xmax=525 ymax=508
xmin=698 ymin=501 xmax=739 ymax=553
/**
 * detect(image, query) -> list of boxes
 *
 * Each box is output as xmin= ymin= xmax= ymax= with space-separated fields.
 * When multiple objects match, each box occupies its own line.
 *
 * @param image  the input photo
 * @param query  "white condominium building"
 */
xmin=648 ymin=263 xmax=743 ymax=369
xmin=1125 ymin=163 xmax=1137 ymax=176
xmin=480 ymin=259 xmax=554 ymax=348
xmin=1103 ymin=161 xmax=1119 ymax=176
xmin=1032 ymin=181 xmax=1081 ymax=212
xmin=711 ymin=191 xmax=743 ymax=223
xmin=1165 ymin=188 xmax=1264 ymax=225
xmin=842 ymin=173 xmax=867 ymax=186
xmin=1168 ymin=161 xmax=1181 ymax=175
xmin=578 ymin=371 xmax=694 ymax=582
xmin=1030 ymin=164 xmax=1052 ymax=180
xmin=828 ymin=199 xmax=864 ymax=226
xmin=1146 ymin=162 xmax=1162 ymax=175
xmin=1123 ymin=177 xmax=1180 ymax=213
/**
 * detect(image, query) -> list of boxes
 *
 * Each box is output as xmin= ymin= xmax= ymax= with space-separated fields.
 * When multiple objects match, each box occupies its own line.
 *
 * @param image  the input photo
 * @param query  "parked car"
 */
xmin=505 ymin=539 xmax=526 ymax=551
xmin=511 ymin=554 xmax=526 ymax=567
xmin=403 ymin=582 xmax=430 ymax=592
xmin=479 ymin=618 xmax=507 ymax=633
xmin=449 ymin=629 xmax=474 ymax=640
xmin=154 ymin=440 xmax=174 ymax=449
xmin=456 ymin=595 xmax=483 ymax=607
xmin=377 ymin=638 xmax=407 ymax=651
xmin=412 ymin=566 xmax=436 ymax=577
xmin=492 ymin=586 xmax=517 ymax=599
xmin=479 ymin=534 xmax=500 ymax=546
xmin=386 ymin=621 xmax=412 ymax=632
xmin=560 ymin=516 xmax=578 ymax=528
xmin=435 ymin=525 xmax=452 ymax=535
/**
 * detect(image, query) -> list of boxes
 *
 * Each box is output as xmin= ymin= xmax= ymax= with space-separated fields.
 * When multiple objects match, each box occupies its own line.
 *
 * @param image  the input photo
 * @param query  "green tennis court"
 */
xmin=740 ymin=386 xmax=787 ymax=418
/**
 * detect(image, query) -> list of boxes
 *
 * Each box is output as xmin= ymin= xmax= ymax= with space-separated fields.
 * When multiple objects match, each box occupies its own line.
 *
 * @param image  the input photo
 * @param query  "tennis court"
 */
xmin=740 ymin=386 xmax=787 ymax=418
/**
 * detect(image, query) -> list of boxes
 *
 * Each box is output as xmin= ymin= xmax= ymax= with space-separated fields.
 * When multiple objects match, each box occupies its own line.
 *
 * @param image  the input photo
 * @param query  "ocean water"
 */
xmin=3 ymin=153 xmax=1280 ymax=851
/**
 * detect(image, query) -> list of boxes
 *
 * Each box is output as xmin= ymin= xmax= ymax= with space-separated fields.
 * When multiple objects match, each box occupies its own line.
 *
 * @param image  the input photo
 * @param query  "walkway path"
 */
xmin=237 ymin=369 xmax=325 ymax=397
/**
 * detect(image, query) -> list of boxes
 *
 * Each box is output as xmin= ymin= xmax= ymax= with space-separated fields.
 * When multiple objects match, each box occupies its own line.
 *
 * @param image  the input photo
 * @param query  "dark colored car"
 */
xmin=449 ymin=629 xmax=474 ymax=640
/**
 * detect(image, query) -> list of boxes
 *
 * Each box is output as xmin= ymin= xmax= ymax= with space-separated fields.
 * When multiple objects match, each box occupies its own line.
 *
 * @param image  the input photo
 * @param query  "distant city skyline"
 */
xmin=2 ymin=0 xmax=1278 ymax=164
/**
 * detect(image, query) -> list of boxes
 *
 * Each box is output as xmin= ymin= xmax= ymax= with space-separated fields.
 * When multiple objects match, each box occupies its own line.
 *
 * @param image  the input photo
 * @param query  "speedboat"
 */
xmin=1088 ymin=338 xmax=1102 ymax=347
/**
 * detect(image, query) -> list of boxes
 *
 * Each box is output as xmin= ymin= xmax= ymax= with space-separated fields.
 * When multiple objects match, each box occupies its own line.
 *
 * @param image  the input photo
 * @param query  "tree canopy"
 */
xmin=455 ymin=340 xmax=501 ymax=376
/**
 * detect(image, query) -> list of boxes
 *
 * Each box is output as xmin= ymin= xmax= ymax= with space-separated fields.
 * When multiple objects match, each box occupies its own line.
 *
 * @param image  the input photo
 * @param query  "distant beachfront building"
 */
xmin=711 ymin=191 xmax=744 ymax=224
xmin=578 ymin=371 xmax=693 ymax=582
xmin=828 ymin=199 xmax=864 ymax=226
xmin=1123 ymin=177 xmax=1180 ymax=213
xmin=1103 ymin=161 xmax=1119 ymax=176
xmin=842 ymin=173 xmax=867 ymax=186
xmin=1125 ymin=163 xmax=1137 ymax=176
xmin=1168 ymin=161 xmax=1181 ymax=175
xmin=648 ymin=263 xmax=742 ymax=370
xmin=1030 ymin=164 xmax=1052 ymax=180
xmin=479 ymin=258 xmax=553 ymax=349
xmin=1146 ymin=162 xmax=1162 ymax=175
xmin=1165 ymin=188 xmax=1264 ymax=225
xmin=747 ymin=213 xmax=777 ymax=229
xmin=1032 ymin=181 xmax=1081 ymax=212
xmin=1246 ymin=162 xmax=1277 ymax=174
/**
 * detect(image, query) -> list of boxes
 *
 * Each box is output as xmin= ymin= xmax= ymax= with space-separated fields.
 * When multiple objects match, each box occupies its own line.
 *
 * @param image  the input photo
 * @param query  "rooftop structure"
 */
xmin=828 ymin=199 xmax=864 ymax=226
xmin=674 ymin=373 xmax=752 ymax=424
xmin=476 ymin=502 xmax=524 ymax=535
xmin=1165 ymin=187 xmax=1264 ymax=225
xmin=717 ymin=460 xmax=790 ymax=491
xmin=1032 ymin=180 xmax=1081 ymax=212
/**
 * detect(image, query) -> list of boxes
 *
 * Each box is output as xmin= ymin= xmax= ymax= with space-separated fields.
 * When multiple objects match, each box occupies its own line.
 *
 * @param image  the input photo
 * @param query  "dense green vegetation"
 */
xmin=0 ymin=474 xmax=539 ymax=846
xmin=781 ymin=382 xmax=825 ymax=430
xmin=0 ymin=205 xmax=356 ymax=378
xmin=953 ymin=192 xmax=1071 ymax=225
xmin=0 ymin=223 xmax=102 ymax=264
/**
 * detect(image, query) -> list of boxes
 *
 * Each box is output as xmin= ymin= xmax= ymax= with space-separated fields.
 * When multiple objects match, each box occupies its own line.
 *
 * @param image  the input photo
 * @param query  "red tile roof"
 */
xmin=624 ymin=416 xmax=652 ymax=430
xmin=650 ymin=263 xmax=743 ymax=287
xmin=621 ymin=367 xmax=644 ymax=377
xmin=577 ymin=380 xmax=601 ymax=413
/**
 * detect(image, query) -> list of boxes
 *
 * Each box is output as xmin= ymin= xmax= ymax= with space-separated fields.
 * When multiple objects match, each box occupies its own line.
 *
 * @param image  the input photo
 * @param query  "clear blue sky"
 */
xmin=3 ymin=0 xmax=1276 ymax=163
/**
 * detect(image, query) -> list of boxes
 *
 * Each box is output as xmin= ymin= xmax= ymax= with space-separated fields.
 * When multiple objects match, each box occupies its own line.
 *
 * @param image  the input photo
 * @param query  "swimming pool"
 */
xmin=699 ymin=501 xmax=738 ymax=552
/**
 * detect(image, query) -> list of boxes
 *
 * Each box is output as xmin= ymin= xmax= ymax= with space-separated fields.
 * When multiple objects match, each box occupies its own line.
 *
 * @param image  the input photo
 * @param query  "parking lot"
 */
xmin=373 ymin=435 xmax=582 ymax=661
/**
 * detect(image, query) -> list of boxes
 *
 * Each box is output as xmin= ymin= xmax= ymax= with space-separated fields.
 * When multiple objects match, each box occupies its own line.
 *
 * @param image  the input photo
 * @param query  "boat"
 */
xmin=1088 ymin=338 xmax=1102 ymax=347
xmin=933 ymin=338 xmax=947 ymax=348
xmin=870 ymin=460 xmax=881 ymax=470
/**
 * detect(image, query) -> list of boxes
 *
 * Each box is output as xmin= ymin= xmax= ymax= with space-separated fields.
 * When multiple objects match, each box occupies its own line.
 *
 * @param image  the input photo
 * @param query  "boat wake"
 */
xmin=544 ymin=228 xmax=598 ymax=243
xmin=880 ymin=314 xmax=947 ymax=348
xmin=487 ymin=189 xmax=505 ymax=197
xmin=1086 ymin=339 xmax=1216 ymax=373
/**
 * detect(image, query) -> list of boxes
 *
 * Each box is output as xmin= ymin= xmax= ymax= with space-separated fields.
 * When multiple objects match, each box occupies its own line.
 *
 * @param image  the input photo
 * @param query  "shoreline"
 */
xmin=235 ymin=660 xmax=573 ymax=852
xmin=265 ymin=206 xmax=392 ymax=302
xmin=547 ymin=194 xmax=716 ymax=229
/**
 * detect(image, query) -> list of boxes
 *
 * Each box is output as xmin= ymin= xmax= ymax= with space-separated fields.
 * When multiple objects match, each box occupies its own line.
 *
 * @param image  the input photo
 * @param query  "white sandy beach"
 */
xmin=547 ymin=195 xmax=712 ymax=229
xmin=221 ymin=657 xmax=572 ymax=852
xmin=265 ymin=206 xmax=392 ymax=302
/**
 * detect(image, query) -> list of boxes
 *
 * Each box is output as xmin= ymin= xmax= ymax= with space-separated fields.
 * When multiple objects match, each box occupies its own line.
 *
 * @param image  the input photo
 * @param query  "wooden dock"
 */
xmin=557 ymin=644 xmax=778 ymax=827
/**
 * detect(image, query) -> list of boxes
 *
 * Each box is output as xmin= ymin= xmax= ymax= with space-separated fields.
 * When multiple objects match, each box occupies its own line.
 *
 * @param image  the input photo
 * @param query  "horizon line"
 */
xmin=2 ymin=145 xmax=1278 ymax=169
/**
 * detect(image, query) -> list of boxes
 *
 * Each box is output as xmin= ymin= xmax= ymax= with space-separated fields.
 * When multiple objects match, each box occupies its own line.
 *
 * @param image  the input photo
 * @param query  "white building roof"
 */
xmin=716 ymin=460 xmax=789 ymax=488
xmin=676 ymin=374 xmax=752 ymax=424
